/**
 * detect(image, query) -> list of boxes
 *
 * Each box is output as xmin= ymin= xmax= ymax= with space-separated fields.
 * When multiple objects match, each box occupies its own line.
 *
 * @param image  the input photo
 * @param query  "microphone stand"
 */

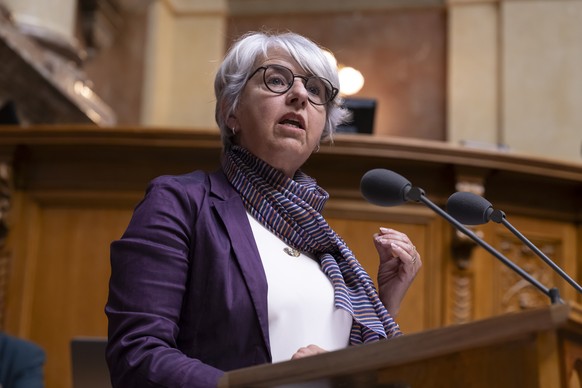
xmin=406 ymin=187 xmax=562 ymax=305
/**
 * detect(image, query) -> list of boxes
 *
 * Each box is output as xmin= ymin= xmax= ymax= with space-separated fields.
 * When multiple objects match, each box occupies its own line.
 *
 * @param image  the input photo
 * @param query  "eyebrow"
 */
xmin=263 ymin=61 xmax=312 ymax=76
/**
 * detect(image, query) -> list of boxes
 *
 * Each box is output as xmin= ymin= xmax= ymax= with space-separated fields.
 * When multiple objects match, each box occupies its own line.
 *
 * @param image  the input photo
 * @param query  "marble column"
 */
xmin=140 ymin=0 xmax=227 ymax=129
xmin=447 ymin=0 xmax=582 ymax=162
xmin=447 ymin=0 xmax=500 ymax=148
xmin=502 ymin=0 xmax=582 ymax=162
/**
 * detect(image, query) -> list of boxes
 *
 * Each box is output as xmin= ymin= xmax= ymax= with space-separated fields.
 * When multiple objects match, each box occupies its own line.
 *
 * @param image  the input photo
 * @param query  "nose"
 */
xmin=286 ymin=77 xmax=309 ymax=107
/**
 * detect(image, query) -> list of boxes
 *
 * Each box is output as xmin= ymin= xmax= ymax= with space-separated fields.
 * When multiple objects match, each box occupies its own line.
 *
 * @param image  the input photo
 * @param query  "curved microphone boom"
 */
xmin=447 ymin=191 xmax=582 ymax=294
xmin=360 ymin=168 xmax=562 ymax=304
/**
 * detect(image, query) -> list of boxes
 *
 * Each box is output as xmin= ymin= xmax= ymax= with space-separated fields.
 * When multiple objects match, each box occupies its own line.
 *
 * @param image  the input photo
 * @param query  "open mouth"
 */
xmin=279 ymin=115 xmax=305 ymax=130
xmin=280 ymin=119 xmax=303 ymax=129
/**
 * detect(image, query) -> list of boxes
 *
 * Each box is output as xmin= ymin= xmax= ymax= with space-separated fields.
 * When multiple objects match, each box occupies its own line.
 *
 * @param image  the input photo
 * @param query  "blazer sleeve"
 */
xmin=105 ymin=174 xmax=224 ymax=388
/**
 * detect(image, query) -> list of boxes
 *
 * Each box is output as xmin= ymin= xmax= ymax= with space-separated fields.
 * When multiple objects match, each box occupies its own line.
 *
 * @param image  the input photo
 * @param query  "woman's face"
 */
xmin=229 ymin=49 xmax=327 ymax=178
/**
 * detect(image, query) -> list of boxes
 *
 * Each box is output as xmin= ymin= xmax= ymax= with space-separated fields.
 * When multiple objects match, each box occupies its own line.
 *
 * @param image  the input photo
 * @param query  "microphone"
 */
xmin=447 ymin=191 xmax=582 ymax=294
xmin=360 ymin=168 xmax=562 ymax=304
xmin=360 ymin=168 xmax=423 ymax=206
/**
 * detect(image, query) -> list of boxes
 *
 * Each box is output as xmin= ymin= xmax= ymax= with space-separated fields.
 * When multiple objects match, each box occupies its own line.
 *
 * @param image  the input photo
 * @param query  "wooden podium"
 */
xmin=219 ymin=303 xmax=582 ymax=388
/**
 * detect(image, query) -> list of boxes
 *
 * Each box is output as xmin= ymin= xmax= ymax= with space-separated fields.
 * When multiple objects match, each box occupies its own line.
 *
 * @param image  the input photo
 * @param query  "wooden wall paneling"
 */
xmin=32 ymin=201 xmax=132 ymax=388
xmin=535 ymin=329 xmax=562 ymax=387
xmin=470 ymin=222 xmax=508 ymax=322
xmin=4 ymin=191 xmax=42 ymax=336
xmin=5 ymin=189 xmax=136 ymax=388
xmin=421 ymin=211 xmax=448 ymax=331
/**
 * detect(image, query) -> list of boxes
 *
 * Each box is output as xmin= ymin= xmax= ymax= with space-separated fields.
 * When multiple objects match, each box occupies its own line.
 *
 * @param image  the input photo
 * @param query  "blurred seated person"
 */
xmin=0 ymin=332 xmax=45 ymax=388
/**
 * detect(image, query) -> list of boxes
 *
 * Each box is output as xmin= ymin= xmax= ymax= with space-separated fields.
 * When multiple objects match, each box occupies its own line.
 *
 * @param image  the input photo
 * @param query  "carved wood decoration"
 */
xmin=497 ymin=233 xmax=560 ymax=312
xmin=450 ymin=229 xmax=476 ymax=324
xmin=448 ymin=178 xmax=485 ymax=324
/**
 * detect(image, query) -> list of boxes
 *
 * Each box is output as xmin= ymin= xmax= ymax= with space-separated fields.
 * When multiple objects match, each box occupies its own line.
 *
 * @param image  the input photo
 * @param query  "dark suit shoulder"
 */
xmin=0 ymin=333 xmax=45 ymax=362
xmin=0 ymin=333 xmax=45 ymax=388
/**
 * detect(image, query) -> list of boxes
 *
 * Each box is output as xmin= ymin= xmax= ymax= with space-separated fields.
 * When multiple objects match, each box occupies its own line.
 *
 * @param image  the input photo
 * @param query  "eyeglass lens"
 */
xmin=263 ymin=65 xmax=335 ymax=105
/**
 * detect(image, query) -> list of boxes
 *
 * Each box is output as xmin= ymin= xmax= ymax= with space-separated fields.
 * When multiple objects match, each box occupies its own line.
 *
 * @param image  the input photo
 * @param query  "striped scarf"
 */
xmin=222 ymin=146 xmax=401 ymax=344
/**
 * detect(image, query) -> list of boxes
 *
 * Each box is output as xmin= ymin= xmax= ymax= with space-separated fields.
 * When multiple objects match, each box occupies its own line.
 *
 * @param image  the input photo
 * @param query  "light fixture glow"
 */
xmin=339 ymin=66 xmax=364 ymax=96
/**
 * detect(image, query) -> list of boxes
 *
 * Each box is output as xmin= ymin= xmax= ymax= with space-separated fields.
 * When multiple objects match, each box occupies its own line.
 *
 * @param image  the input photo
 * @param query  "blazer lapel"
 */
xmin=208 ymin=171 xmax=271 ymax=358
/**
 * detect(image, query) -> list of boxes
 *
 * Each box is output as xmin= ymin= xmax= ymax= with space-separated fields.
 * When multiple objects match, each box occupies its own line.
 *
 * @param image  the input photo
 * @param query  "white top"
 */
xmin=246 ymin=212 xmax=352 ymax=363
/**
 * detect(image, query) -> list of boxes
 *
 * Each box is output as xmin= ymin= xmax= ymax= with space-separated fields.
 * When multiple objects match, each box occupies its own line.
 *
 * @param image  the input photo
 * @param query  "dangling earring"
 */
xmin=314 ymin=144 xmax=320 ymax=153
xmin=231 ymin=127 xmax=237 ymax=135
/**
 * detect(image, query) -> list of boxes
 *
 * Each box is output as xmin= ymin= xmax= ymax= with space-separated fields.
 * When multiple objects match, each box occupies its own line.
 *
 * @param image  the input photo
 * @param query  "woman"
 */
xmin=106 ymin=31 xmax=421 ymax=388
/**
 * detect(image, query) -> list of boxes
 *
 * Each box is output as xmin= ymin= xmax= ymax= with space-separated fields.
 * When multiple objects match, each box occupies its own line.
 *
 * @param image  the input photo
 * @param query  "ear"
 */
xmin=226 ymin=115 xmax=238 ymax=131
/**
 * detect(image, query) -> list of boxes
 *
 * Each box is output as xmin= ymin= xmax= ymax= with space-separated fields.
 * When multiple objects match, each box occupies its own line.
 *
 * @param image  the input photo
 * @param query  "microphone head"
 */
xmin=446 ymin=191 xmax=494 ymax=225
xmin=360 ymin=169 xmax=412 ymax=207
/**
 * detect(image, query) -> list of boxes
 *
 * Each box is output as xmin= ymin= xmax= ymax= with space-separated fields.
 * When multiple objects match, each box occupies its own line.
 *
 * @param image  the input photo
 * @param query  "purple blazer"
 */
xmin=105 ymin=170 xmax=271 ymax=387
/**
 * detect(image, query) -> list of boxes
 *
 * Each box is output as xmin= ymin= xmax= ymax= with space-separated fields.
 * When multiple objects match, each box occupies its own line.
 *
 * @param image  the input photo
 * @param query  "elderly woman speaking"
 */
xmin=105 ymin=31 xmax=422 ymax=388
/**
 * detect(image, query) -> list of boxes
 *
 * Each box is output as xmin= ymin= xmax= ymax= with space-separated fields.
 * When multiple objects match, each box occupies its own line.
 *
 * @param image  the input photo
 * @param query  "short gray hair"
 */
xmin=214 ymin=31 xmax=350 ymax=150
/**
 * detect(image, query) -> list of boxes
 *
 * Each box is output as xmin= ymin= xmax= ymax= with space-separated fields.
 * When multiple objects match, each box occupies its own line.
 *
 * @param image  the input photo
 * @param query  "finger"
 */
xmin=389 ymin=240 xmax=415 ymax=255
xmin=375 ymin=232 xmax=408 ymax=245
xmin=374 ymin=234 xmax=394 ymax=249
xmin=391 ymin=242 xmax=420 ymax=266
xmin=379 ymin=228 xmax=413 ymax=244
xmin=379 ymin=227 xmax=406 ymax=237
xmin=291 ymin=345 xmax=326 ymax=360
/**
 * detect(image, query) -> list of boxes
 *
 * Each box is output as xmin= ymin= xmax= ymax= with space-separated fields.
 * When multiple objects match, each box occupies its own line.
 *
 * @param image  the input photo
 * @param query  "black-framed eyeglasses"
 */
xmin=248 ymin=64 xmax=339 ymax=106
